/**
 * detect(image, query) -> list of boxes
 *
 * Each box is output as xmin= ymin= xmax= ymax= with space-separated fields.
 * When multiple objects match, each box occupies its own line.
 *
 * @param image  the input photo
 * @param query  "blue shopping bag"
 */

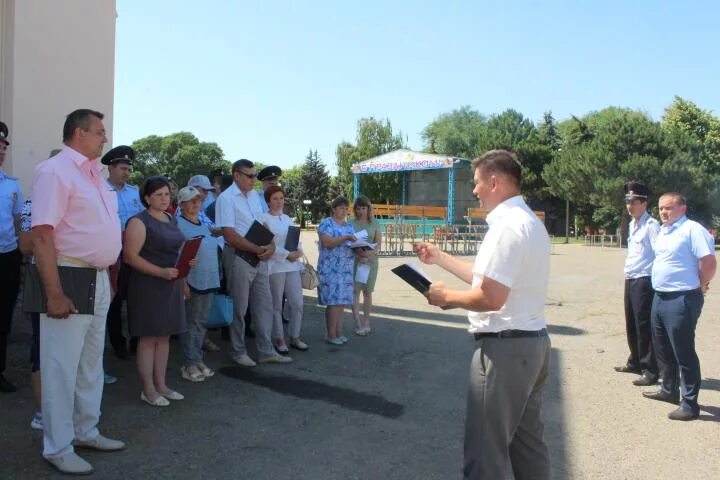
xmin=207 ymin=294 xmax=233 ymax=328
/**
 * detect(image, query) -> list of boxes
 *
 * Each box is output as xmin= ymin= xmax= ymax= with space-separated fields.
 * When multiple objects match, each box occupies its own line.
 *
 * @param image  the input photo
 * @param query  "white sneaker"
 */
xmin=30 ymin=412 xmax=43 ymax=431
xmin=74 ymin=434 xmax=126 ymax=451
xmin=258 ymin=355 xmax=293 ymax=364
xmin=325 ymin=337 xmax=344 ymax=346
xmin=45 ymin=452 xmax=94 ymax=475
xmin=338 ymin=336 xmax=349 ymax=344
xmin=232 ymin=354 xmax=257 ymax=367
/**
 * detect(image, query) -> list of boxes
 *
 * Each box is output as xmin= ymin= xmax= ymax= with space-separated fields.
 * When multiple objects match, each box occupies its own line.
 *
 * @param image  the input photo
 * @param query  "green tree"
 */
xmin=662 ymin=96 xmax=720 ymax=173
xmin=130 ymin=132 xmax=231 ymax=187
xmin=280 ymin=165 xmax=304 ymax=218
xmin=335 ymin=118 xmax=406 ymax=203
xmin=422 ymin=106 xmax=487 ymax=158
xmin=299 ymin=150 xmax=331 ymax=223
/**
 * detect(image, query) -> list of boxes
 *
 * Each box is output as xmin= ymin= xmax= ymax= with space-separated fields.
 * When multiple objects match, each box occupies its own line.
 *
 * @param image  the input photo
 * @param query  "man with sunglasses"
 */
xmin=216 ymin=159 xmax=292 ymax=366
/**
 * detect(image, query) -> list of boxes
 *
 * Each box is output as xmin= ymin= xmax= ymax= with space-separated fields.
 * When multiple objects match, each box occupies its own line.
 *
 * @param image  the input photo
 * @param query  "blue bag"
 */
xmin=207 ymin=294 xmax=233 ymax=328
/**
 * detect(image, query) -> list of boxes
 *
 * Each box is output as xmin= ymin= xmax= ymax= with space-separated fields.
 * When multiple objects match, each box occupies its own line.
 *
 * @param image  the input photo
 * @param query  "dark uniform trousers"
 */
xmin=0 ymin=249 xmax=22 ymax=373
xmin=651 ymin=289 xmax=704 ymax=412
xmin=623 ymin=276 xmax=658 ymax=376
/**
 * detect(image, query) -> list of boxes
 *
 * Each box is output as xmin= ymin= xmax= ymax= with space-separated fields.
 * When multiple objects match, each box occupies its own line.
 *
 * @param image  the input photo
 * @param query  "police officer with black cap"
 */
xmin=103 ymin=145 xmax=143 ymax=359
xmin=257 ymin=165 xmax=282 ymax=213
xmin=0 ymin=121 xmax=23 ymax=392
xmin=614 ymin=181 xmax=660 ymax=387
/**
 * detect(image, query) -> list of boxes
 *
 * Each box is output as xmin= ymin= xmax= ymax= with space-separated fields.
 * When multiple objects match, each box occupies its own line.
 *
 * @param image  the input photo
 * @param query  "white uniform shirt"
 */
xmin=468 ymin=195 xmax=550 ymax=333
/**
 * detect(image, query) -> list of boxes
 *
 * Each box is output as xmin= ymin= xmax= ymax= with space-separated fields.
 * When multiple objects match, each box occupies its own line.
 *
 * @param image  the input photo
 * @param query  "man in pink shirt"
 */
xmin=31 ymin=109 xmax=125 ymax=475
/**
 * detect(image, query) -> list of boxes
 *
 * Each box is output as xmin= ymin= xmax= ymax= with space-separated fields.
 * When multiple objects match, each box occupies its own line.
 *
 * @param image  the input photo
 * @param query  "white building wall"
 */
xmin=0 ymin=0 xmax=116 ymax=194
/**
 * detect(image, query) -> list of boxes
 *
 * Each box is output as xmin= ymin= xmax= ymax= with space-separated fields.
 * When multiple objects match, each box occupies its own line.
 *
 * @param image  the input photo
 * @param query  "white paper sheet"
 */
xmin=355 ymin=263 xmax=371 ymax=283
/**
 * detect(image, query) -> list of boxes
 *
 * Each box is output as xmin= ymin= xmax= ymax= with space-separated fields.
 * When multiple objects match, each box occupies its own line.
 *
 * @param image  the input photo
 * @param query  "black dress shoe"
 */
xmin=0 ymin=374 xmax=17 ymax=393
xmin=614 ymin=365 xmax=641 ymax=374
xmin=642 ymin=390 xmax=679 ymax=405
xmin=668 ymin=406 xmax=699 ymax=421
xmin=632 ymin=372 xmax=658 ymax=386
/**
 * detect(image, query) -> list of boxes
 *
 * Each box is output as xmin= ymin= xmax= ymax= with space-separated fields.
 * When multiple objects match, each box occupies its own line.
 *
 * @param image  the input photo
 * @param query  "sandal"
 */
xmin=181 ymin=365 xmax=205 ymax=383
xmin=197 ymin=362 xmax=214 ymax=378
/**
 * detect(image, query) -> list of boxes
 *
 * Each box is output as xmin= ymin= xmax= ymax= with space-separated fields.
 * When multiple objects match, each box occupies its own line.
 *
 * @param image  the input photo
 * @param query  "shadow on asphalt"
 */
xmin=698 ymin=405 xmax=720 ymax=422
xmin=545 ymin=348 xmax=570 ymax=479
xmin=217 ymin=366 xmax=404 ymax=419
xmin=701 ymin=377 xmax=720 ymax=392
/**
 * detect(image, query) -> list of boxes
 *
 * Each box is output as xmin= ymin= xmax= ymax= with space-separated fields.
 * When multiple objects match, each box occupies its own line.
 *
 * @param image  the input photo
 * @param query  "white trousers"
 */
xmin=40 ymin=266 xmax=111 ymax=458
xmin=268 ymin=270 xmax=304 ymax=339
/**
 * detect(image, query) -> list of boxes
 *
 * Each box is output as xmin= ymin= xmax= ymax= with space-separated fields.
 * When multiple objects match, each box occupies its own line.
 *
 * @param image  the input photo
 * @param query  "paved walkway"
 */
xmin=0 ymin=237 xmax=718 ymax=479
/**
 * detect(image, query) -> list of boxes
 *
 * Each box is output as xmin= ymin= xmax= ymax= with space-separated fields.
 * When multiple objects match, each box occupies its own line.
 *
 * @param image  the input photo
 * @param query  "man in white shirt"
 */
xmin=416 ymin=149 xmax=551 ymax=480
xmin=215 ymin=159 xmax=291 ymax=365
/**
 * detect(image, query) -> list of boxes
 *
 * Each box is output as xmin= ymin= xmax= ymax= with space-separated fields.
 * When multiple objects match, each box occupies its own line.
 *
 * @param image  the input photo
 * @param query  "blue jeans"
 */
xmin=180 ymin=291 xmax=214 ymax=366
xmin=651 ymin=289 xmax=704 ymax=412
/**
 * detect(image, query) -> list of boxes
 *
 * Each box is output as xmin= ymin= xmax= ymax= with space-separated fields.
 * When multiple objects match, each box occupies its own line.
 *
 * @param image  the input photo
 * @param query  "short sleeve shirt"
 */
xmin=215 ymin=183 xmax=263 ymax=236
xmin=651 ymin=216 xmax=715 ymax=292
xmin=0 ymin=171 xmax=23 ymax=252
xmin=468 ymin=195 xmax=550 ymax=333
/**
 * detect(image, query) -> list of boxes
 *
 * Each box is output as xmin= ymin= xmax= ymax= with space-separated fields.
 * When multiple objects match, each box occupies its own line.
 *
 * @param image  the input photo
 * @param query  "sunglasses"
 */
xmin=237 ymin=171 xmax=257 ymax=179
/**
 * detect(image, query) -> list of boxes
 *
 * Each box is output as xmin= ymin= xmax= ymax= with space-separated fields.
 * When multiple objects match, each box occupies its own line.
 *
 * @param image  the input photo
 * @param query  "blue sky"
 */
xmin=114 ymin=0 xmax=720 ymax=173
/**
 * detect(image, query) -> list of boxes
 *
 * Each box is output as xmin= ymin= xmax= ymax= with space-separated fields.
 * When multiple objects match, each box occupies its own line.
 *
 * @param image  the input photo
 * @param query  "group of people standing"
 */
xmin=617 ymin=181 xmax=716 ymax=421
xmin=0 ymin=110 xmax=383 ymax=475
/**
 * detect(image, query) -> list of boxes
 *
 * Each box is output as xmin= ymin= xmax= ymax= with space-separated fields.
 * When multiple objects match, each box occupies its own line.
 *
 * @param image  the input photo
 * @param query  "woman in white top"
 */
xmin=262 ymin=186 xmax=308 ymax=352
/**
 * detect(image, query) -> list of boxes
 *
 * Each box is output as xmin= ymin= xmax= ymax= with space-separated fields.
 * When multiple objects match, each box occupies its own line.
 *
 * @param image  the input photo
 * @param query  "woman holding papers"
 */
xmin=176 ymin=187 xmax=220 ymax=382
xmin=351 ymin=195 xmax=382 ymax=335
xmin=124 ymin=176 xmax=187 ymax=407
xmin=262 ymin=186 xmax=308 ymax=352
xmin=317 ymin=196 xmax=357 ymax=345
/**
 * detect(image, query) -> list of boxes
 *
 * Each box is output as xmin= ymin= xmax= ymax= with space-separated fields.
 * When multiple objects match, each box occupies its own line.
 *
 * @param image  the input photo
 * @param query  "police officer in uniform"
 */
xmin=0 ymin=121 xmax=23 ymax=392
xmin=257 ymin=166 xmax=282 ymax=213
xmin=103 ymin=146 xmax=143 ymax=359
xmin=614 ymin=181 xmax=660 ymax=386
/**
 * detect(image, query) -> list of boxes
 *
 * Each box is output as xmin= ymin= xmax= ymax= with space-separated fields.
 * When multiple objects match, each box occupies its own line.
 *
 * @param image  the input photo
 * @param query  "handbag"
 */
xmin=207 ymin=293 xmax=233 ymax=328
xmin=300 ymin=254 xmax=320 ymax=290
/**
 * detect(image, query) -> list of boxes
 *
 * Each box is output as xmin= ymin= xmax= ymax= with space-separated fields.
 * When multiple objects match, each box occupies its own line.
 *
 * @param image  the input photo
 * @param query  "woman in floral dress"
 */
xmin=317 ymin=196 xmax=356 ymax=345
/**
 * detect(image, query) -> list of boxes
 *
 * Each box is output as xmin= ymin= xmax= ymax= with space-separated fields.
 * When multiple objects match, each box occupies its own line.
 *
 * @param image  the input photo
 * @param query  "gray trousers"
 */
xmin=268 ymin=271 xmax=304 ymax=339
xmin=180 ymin=291 xmax=214 ymax=366
xmin=464 ymin=334 xmax=551 ymax=480
xmin=222 ymin=247 xmax=275 ymax=359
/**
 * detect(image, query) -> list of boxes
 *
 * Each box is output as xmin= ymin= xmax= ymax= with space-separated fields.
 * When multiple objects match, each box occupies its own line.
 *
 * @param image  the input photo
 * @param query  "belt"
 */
xmin=57 ymin=254 xmax=107 ymax=272
xmin=474 ymin=328 xmax=547 ymax=341
xmin=655 ymin=289 xmax=701 ymax=299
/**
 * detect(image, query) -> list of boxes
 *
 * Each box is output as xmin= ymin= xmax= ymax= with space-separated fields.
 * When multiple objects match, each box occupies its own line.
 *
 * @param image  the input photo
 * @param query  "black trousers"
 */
xmin=106 ymin=261 xmax=130 ymax=352
xmin=0 ymin=249 xmax=22 ymax=373
xmin=623 ymin=276 xmax=657 ymax=376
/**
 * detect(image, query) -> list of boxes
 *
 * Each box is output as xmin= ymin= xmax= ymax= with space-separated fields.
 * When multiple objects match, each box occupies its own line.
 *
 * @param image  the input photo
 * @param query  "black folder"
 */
xmin=235 ymin=220 xmax=274 ymax=267
xmin=23 ymin=264 xmax=97 ymax=314
xmin=284 ymin=226 xmax=300 ymax=251
xmin=391 ymin=264 xmax=432 ymax=294
xmin=391 ymin=263 xmax=456 ymax=310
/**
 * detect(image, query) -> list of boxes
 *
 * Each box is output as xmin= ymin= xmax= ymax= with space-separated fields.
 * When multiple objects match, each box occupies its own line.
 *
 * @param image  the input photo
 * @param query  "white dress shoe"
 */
xmin=232 ymin=353 xmax=257 ymax=367
xmin=74 ymin=434 xmax=126 ymax=452
xmin=258 ymin=355 xmax=293 ymax=364
xmin=141 ymin=391 xmax=170 ymax=407
xmin=45 ymin=452 xmax=94 ymax=475
xmin=160 ymin=390 xmax=184 ymax=401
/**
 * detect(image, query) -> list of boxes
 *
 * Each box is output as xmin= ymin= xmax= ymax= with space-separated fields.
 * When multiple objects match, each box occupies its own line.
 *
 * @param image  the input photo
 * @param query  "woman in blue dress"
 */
xmin=317 ymin=196 xmax=357 ymax=345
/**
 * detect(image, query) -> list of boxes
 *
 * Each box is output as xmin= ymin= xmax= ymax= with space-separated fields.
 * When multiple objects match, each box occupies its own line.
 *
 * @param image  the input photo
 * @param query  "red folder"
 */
xmin=175 ymin=236 xmax=203 ymax=279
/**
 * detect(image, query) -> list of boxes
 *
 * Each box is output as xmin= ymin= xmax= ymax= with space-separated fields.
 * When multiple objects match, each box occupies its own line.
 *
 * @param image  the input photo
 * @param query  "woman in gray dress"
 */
xmin=124 ymin=176 xmax=188 ymax=407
